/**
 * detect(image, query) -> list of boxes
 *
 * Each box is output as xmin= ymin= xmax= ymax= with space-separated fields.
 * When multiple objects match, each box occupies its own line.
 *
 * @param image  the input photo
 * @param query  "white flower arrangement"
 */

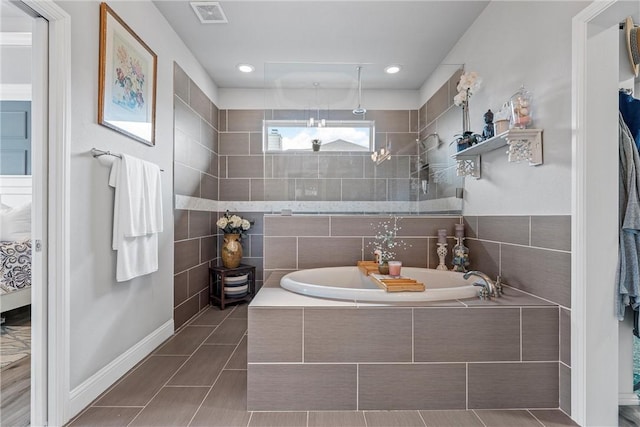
xmin=369 ymin=216 xmax=411 ymax=262
xmin=453 ymin=71 xmax=482 ymax=107
xmin=216 ymin=210 xmax=252 ymax=239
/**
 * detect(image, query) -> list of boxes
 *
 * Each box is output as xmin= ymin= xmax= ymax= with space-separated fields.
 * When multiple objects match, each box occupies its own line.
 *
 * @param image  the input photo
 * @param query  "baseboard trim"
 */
xmin=619 ymin=392 xmax=640 ymax=406
xmin=68 ymin=319 xmax=174 ymax=417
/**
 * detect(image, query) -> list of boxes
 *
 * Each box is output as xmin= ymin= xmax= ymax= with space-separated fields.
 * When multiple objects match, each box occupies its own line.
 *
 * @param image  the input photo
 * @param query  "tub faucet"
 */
xmin=464 ymin=270 xmax=497 ymax=300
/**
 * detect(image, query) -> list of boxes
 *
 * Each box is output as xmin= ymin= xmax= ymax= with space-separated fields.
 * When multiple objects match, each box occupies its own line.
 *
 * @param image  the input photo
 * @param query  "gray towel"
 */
xmin=616 ymin=113 xmax=640 ymax=320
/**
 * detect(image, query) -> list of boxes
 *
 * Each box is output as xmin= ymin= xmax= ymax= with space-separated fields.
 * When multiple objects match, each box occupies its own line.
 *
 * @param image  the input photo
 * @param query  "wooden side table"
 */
xmin=209 ymin=264 xmax=256 ymax=310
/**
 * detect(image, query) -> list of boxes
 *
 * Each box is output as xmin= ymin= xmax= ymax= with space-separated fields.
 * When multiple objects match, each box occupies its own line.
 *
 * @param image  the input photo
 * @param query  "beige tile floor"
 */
xmin=68 ymin=304 xmax=580 ymax=427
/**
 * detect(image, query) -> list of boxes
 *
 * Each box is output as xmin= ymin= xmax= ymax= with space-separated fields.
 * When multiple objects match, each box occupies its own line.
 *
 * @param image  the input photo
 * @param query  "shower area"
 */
xmin=255 ymin=62 xmax=465 ymax=214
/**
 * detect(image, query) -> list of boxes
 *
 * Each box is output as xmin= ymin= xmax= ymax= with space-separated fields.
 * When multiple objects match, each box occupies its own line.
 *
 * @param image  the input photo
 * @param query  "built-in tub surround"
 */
xmin=259 ymin=213 xmax=572 ymax=414
xmin=248 ymin=279 xmax=561 ymax=411
xmin=281 ymin=266 xmax=478 ymax=302
xmin=463 ymin=215 xmax=572 ymax=414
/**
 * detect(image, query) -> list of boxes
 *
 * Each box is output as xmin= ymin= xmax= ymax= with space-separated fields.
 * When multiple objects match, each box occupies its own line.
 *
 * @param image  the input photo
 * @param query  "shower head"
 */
xmin=353 ymin=66 xmax=366 ymax=116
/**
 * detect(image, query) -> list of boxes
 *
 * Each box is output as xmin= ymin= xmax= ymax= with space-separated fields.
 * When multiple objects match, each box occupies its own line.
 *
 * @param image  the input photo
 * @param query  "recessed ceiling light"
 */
xmin=237 ymin=64 xmax=255 ymax=73
xmin=384 ymin=65 xmax=402 ymax=74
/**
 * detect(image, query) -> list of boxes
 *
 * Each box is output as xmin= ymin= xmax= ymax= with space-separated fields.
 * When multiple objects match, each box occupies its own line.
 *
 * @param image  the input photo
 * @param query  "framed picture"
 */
xmin=98 ymin=2 xmax=157 ymax=146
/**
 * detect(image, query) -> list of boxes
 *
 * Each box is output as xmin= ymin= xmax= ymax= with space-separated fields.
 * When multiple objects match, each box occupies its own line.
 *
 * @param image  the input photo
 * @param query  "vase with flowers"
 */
xmin=453 ymin=71 xmax=483 ymax=151
xmin=369 ymin=216 xmax=411 ymax=274
xmin=216 ymin=210 xmax=253 ymax=269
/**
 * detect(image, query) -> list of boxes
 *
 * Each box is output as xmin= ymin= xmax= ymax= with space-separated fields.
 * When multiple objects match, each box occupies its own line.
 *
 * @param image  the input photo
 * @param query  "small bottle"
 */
xmin=451 ymin=224 xmax=469 ymax=272
xmin=451 ymin=237 xmax=470 ymax=273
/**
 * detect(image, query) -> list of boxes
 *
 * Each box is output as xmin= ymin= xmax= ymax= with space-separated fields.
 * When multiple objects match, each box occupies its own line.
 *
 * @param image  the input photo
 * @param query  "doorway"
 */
xmin=0 ymin=1 xmax=48 ymax=425
xmin=572 ymin=1 xmax=640 ymax=425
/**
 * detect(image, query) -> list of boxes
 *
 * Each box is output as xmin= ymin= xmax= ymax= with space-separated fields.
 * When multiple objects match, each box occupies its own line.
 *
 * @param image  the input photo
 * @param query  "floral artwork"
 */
xmin=111 ymin=34 xmax=147 ymax=113
xmin=98 ymin=3 xmax=157 ymax=146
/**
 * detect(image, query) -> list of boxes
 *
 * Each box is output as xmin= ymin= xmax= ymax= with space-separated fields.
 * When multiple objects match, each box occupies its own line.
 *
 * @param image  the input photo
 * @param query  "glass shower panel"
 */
xmin=262 ymin=62 xmax=454 ymax=214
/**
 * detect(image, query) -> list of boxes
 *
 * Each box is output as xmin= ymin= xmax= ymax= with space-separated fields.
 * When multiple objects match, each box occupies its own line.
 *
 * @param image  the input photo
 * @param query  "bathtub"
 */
xmin=280 ymin=266 xmax=479 ymax=302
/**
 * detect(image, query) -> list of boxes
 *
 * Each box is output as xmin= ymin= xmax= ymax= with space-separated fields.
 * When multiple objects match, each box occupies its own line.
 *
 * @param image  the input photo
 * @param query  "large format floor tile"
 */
xmin=154 ymin=326 xmax=215 ymax=355
xmin=364 ymin=410 xmax=426 ymax=427
xmin=167 ymin=344 xmax=235 ymax=386
xmin=226 ymin=335 xmax=248 ymax=369
xmin=205 ymin=318 xmax=247 ymax=344
xmin=70 ymin=301 xmax=604 ymax=427
xmin=248 ymin=411 xmax=307 ymax=427
xmin=94 ymin=356 xmax=188 ymax=407
xmin=474 ymin=409 xmax=543 ymax=427
xmin=129 ymin=386 xmax=209 ymax=426
xmin=308 ymin=411 xmax=366 ymax=427
xmin=68 ymin=407 xmax=143 ymax=426
xmin=419 ymin=410 xmax=484 ymax=426
xmin=530 ymin=409 xmax=580 ymax=427
xmin=190 ymin=370 xmax=251 ymax=427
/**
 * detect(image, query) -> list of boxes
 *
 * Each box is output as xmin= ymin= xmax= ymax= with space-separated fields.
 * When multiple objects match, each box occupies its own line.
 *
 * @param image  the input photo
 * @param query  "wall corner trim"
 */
xmin=67 ymin=320 xmax=174 ymax=419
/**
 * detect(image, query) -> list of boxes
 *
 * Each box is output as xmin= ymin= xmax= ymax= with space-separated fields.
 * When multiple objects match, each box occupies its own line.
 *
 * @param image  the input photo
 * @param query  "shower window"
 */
xmin=264 ymin=119 xmax=374 ymax=152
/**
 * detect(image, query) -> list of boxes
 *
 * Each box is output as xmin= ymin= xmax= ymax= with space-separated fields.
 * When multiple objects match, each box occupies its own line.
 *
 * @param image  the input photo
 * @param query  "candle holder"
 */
xmin=436 ymin=243 xmax=449 ymax=271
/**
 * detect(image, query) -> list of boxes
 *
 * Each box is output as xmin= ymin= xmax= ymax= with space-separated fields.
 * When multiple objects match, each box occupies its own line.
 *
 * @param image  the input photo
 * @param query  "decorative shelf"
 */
xmin=451 ymin=128 xmax=543 ymax=179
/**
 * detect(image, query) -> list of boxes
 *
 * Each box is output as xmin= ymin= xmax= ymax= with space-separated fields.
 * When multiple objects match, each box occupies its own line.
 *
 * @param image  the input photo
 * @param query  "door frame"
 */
xmin=571 ymin=0 xmax=640 ymax=425
xmin=20 ymin=1 xmax=71 ymax=425
xmin=30 ymin=14 xmax=48 ymax=427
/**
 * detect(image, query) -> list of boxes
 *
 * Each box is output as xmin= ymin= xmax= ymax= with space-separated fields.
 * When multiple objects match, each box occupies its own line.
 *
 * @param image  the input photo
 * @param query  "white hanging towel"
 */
xmin=109 ymin=154 xmax=163 ymax=282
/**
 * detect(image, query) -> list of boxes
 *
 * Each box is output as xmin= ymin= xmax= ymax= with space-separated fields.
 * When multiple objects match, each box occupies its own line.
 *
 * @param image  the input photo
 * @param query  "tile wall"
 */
xmin=217 ymin=108 xmax=420 ymax=203
xmin=248 ymin=304 xmax=560 ymax=411
xmin=463 ymin=214 xmax=572 ymax=414
xmin=172 ymin=65 xmax=467 ymax=329
xmin=173 ymin=63 xmax=224 ymax=329
xmin=417 ymin=68 xmax=464 ymax=200
xmin=259 ymin=214 xmax=571 ymax=413
xmin=173 ymin=64 xmax=264 ymax=329
xmin=262 ymin=215 xmax=461 ymax=276
xmin=172 ymin=64 xmax=570 ymax=412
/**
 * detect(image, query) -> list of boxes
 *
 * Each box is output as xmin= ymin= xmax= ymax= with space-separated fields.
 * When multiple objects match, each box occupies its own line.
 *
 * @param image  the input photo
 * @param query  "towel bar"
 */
xmin=91 ymin=148 xmax=164 ymax=172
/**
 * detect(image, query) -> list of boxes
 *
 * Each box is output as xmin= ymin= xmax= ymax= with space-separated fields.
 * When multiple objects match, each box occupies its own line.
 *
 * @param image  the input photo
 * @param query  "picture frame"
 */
xmin=98 ymin=2 xmax=157 ymax=146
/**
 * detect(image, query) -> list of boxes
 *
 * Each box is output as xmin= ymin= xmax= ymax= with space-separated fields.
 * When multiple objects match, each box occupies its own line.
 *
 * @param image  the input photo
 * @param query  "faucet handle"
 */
xmin=495 ymin=275 xmax=503 ymax=297
xmin=473 ymin=282 xmax=490 ymax=300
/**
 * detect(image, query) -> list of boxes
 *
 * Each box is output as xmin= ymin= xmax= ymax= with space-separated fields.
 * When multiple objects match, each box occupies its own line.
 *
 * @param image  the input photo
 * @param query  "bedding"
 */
xmin=0 ymin=177 xmax=33 ymax=314
xmin=0 ymin=202 xmax=31 ymax=242
xmin=0 ymin=239 xmax=32 ymax=295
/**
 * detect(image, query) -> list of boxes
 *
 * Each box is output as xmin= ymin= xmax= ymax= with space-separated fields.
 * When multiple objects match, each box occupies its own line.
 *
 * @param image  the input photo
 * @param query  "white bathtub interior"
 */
xmin=280 ymin=266 xmax=479 ymax=302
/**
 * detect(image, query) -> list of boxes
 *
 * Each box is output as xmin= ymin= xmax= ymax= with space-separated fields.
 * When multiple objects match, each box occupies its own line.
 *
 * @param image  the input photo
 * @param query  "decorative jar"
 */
xmin=510 ymin=85 xmax=533 ymax=129
xmin=221 ymin=233 xmax=243 ymax=269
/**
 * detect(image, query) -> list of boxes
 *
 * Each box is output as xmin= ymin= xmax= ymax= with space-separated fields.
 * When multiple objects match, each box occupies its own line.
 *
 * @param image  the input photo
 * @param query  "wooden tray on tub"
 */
xmin=369 ymin=274 xmax=425 ymax=292
xmin=357 ymin=260 xmax=380 ymax=276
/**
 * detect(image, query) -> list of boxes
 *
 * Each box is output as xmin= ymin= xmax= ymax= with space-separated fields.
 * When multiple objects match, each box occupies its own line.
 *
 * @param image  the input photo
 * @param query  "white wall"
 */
xmin=421 ymin=1 xmax=588 ymax=215
xmin=57 ymin=0 xmax=217 ymax=392
xmin=0 ymin=15 xmax=32 ymax=100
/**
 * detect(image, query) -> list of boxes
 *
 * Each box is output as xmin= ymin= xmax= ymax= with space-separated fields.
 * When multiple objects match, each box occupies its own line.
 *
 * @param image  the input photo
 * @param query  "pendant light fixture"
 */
xmin=353 ymin=66 xmax=367 ymax=116
xmin=308 ymin=82 xmax=326 ymax=127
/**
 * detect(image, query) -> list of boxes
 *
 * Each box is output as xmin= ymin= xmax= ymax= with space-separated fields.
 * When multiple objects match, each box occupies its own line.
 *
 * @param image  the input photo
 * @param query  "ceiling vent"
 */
xmin=190 ymin=2 xmax=228 ymax=24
